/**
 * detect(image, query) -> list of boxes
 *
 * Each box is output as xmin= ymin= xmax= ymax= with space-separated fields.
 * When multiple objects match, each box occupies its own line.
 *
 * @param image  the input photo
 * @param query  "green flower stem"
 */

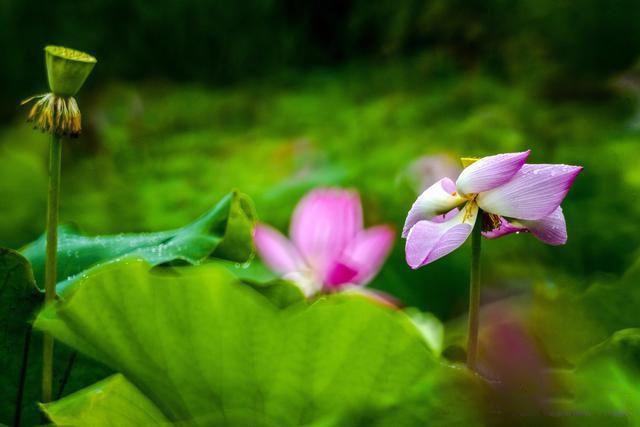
xmin=42 ymin=133 xmax=62 ymax=403
xmin=466 ymin=208 xmax=482 ymax=370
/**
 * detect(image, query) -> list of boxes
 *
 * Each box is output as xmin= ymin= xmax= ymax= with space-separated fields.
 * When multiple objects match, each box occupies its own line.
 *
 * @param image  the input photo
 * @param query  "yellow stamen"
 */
xmin=462 ymin=200 xmax=478 ymax=222
xmin=487 ymin=213 xmax=502 ymax=230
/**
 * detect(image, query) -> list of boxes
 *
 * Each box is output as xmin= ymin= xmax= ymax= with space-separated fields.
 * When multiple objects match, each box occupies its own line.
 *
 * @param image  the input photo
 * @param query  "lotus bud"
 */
xmin=21 ymin=45 xmax=97 ymax=137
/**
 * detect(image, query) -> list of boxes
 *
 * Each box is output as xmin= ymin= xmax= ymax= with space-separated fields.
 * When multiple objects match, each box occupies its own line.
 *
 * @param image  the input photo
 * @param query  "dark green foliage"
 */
xmin=0 ymin=249 xmax=111 ymax=427
xmin=2 ymin=0 xmax=640 ymax=119
xmin=0 ymin=249 xmax=40 ymax=425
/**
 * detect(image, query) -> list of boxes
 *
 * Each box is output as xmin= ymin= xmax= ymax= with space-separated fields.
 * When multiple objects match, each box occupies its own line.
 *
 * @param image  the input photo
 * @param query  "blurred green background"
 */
xmin=2 ymin=0 xmax=640 ymax=319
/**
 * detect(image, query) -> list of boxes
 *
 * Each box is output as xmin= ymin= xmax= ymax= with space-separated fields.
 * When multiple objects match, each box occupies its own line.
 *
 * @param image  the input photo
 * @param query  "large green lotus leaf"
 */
xmin=35 ymin=259 xmax=481 ymax=426
xmin=21 ymin=190 xmax=255 ymax=293
xmin=313 ymin=365 xmax=485 ymax=427
xmin=215 ymin=259 xmax=305 ymax=308
xmin=41 ymin=374 xmax=170 ymax=426
xmin=41 ymin=357 xmax=484 ymax=427
xmin=1 ymin=191 xmax=254 ymax=425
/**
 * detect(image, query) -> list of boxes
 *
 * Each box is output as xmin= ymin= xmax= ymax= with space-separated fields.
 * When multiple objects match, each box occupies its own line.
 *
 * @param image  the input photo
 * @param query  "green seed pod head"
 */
xmin=45 ymin=46 xmax=97 ymax=97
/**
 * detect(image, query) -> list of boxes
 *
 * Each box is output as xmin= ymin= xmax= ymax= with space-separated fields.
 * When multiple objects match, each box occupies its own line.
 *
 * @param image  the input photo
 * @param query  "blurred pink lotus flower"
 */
xmin=405 ymin=154 xmax=462 ymax=193
xmin=403 ymin=150 xmax=582 ymax=268
xmin=254 ymin=188 xmax=395 ymax=298
xmin=478 ymin=306 xmax=563 ymax=419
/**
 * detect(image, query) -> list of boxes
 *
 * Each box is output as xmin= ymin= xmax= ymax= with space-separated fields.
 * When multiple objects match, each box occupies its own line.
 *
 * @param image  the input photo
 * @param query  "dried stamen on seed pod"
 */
xmin=22 ymin=94 xmax=82 ymax=137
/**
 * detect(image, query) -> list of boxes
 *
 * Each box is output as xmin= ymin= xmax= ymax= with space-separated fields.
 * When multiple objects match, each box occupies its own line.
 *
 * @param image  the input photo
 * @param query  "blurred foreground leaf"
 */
xmin=315 ymin=364 xmax=483 ymax=427
xmin=37 ymin=259 xmax=482 ymax=426
xmin=566 ymin=329 xmax=640 ymax=427
xmin=41 ymin=374 xmax=170 ymax=426
xmin=404 ymin=308 xmax=445 ymax=356
xmin=532 ymin=257 xmax=640 ymax=363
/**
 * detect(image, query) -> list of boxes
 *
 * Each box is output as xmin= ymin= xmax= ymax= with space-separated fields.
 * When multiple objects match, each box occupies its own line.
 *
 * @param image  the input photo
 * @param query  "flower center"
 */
xmin=462 ymin=199 xmax=478 ymax=222
xmin=483 ymin=212 xmax=503 ymax=232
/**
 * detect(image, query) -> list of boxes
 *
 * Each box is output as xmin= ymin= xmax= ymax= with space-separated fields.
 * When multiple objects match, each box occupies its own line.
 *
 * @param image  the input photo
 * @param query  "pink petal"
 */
xmin=520 ymin=206 xmax=567 ymax=245
xmin=482 ymin=215 xmax=526 ymax=240
xmin=324 ymin=262 xmax=359 ymax=288
xmin=405 ymin=203 xmax=478 ymax=268
xmin=254 ymin=224 xmax=304 ymax=275
xmin=402 ymin=178 xmax=465 ymax=238
xmin=336 ymin=225 xmax=395 ymax=286
xmin=456 ymin=151 xmax=530 ymax=195
xmin=406 ymin=154 xmax=461 ymax=193
xmin=481 ymin=207 xmax=568 ymax=245
xmin=477 ymin=164 xmax=582 ymax=220
xmin=290 ymin=188 xmax=363 ymax=278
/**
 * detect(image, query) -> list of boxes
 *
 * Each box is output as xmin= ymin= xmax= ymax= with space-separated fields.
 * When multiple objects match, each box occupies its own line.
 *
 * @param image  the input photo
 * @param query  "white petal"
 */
xmin=405 ymin=203 xmax=478 ymax=268
xmin=402 ymin=178 xmax=466 ymax=237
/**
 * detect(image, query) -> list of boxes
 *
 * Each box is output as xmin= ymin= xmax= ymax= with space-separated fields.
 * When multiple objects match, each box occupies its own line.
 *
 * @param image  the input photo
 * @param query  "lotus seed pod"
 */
xmin=45 ymin=46 xmax=96 ymax=97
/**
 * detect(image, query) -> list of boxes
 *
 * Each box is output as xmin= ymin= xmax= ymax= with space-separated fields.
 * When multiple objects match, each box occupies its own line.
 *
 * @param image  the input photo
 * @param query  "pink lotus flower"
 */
xmin=405 ymin=154 xmax=462 ymax=193
xmin=254 ymin=188 xmax=395 ymax=297
xmin=403 ymin=150 xmax=582 ymax=268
